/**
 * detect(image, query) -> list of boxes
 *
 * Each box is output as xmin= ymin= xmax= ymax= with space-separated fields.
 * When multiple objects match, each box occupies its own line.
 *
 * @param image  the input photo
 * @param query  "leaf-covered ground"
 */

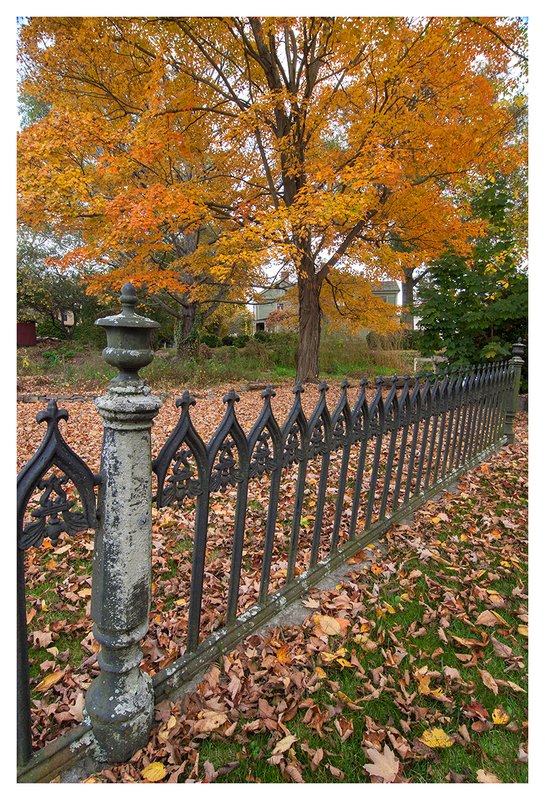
xmin=75 ymin=414 xmax=526 ymax=784
xmin=17 ymin=386 xmax=527 ymax=782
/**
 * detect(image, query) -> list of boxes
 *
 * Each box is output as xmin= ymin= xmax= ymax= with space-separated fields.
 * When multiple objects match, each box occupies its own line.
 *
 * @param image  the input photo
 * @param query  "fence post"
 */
xmin=504 ymin=338 xmax=525 ymax=444
xmin=85 ymin=283 xmax=162 ymax=762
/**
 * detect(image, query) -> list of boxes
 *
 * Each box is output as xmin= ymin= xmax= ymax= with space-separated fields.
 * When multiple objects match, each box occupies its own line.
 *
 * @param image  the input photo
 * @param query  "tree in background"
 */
xmin=17 ymin=225 xmax=91 ymax=338
xmin=18 ymin=17 xmax=527 ymax=380
xmin=414 ymin=173 xmax=527 ymax=365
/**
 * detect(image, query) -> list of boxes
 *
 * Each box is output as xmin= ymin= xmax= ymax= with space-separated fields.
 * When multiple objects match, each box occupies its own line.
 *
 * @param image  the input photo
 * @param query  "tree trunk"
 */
xmin=182 ymin=301 xmax=197 ymax=341
xmin=296 ymin=275 xmax=321 ymax=383
xmin=401 ymin=269 xmax=416 ymax=330
xmin=174 ymin=301 xmax=199 ymax=358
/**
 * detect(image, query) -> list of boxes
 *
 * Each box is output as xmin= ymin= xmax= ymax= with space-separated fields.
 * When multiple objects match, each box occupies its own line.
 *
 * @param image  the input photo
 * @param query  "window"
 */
xmin=276 ymin=302 xmax=284 ymax=310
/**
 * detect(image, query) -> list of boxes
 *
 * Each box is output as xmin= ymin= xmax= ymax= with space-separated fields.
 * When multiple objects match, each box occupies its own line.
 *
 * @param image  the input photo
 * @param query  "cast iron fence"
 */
xmin=16 ymin=285 xmax=525 ymax=781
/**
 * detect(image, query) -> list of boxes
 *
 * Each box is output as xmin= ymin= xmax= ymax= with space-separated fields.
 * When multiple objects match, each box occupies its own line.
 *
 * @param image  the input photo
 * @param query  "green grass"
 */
xmin=18 ymin=332 xmax=416 ymax=391
xmin=182 ymin=485 xmax=527 ymax=785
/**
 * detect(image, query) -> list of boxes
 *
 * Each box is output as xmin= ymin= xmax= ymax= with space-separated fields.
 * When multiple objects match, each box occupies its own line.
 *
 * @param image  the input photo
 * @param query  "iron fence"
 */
xmin=16 ymin=290 xmax=524 ymax=780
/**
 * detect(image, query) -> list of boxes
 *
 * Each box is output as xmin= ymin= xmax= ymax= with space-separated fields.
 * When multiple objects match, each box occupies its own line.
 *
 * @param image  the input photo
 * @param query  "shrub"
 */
xmin=199 ymin=332 xmax=222 ymax=348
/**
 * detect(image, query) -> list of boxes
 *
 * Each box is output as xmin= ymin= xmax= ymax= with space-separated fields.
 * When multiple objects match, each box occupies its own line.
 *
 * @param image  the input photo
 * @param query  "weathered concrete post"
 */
xmin=504 ymin=338 xmax=525 ymax=444
xmin=85 ymin=283 xmax=162 ymax=762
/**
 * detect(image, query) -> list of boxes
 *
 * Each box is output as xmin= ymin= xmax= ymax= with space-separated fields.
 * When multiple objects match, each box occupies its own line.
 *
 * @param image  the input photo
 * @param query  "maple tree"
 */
xmin=18 ymin=17 xmax=527 ymax=379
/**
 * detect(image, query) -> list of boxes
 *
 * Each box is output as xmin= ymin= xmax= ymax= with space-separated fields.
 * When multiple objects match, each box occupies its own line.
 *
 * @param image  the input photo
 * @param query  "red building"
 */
xmin=17 ymin=321 xmax=37 ymax=347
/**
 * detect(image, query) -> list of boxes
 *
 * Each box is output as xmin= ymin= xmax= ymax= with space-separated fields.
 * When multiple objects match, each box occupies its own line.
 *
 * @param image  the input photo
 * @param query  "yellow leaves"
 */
xmin=416 ymin=673 xmax=431 ymax=695
xmin=275 ymin=645 xmax=292 ymax=664
xmin=375 ymin=602 xmax=395 ymax=619
xmin=158 ymin=714 xmax=178 ymax=741
xmin=518 ymin=625 xmax=528 ymax=638
xmin=320 ymin=647 xmax=352 ymax=669
xmin=35 ymin=670 xmax=65 ymax=692
xmin=141 ymin=761 xmax=167 ymax=782
xmin=418 ymin=728 xmax=454 ymax=748
xmin=492 ymin=708 xmax=510 ymax=725
xmin=314 ymin=667 xmax=327 ymax=679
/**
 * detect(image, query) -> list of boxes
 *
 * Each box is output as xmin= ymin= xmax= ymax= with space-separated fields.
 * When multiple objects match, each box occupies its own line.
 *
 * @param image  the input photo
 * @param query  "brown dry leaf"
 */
xmin=363 ymin=744 xmax=400 ymax=783
xmin=479 ymin=669 xmax=499 ymax=695
xmin=450 ymin=633 xmax=488 ymax=648
xmin=35 ymin=670 xmax=65 ymax=693
xmin=476 ymin=769 xmax=502 ymax=783
xmin=141 ymin=761 xmax=167 ymax=782
xmin=311 ymin=747 xmax=324 ymax=771
xmin=491 ymin=637 xmax=513 ymax=658
xmin=68 ymin=692 xmax=85 ymax=722
xmin=271 ymin=734 xmax=298 ymax=755
xmin=475 ymin=610 xmax=499 ymax=627
xmin=31 ymin=630 xmax=54 ymax=648
xmin=312 ymin=614 xmax=349 ymax=637
xmin=443 ymin=666 xmax=462 ymax=681
xmin=193 ymin=711 xmax=228 ymax=734
xmin=284 ymin=764 xmax=304 ymax=783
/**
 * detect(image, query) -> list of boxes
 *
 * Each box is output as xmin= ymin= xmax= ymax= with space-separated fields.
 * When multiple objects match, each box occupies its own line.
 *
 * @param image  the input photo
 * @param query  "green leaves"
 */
xmin=415 ymin=173 xmax=527 ymax=368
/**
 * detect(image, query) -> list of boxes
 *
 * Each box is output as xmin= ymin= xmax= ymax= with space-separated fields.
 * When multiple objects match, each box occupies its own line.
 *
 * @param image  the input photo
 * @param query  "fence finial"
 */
xmin=512 ymin=338 xmax=525 ymax=360
xmin=96 ymin=282 xmax=160 ymax=386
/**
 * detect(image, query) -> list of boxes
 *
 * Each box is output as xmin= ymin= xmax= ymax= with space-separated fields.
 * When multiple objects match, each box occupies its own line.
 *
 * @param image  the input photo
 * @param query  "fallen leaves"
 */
xmin=476 ymin=769 xmax=502 ymax=783
xmin=271 ymin=734 xmax=298 ymax=756
xmin=18 ymin=394 xmax=527 ymax=783
xmin=34 ymin=670 xmax=65 ymax=693
xmin=475 ymin=609 xmax=504 ymax=627
xmin=492 ymin=708 xmax=510 ymax=725
xmin=479 ymin=669 xmax=499 ymax=696
xmin=312 ymin=614 xmax=350 ymax=637
xmin=418 ymin=728 xmax=455 ymax=748
xmin=363 ymin=745 xmax=400 ymax=783
xmin=141 ymin=761 xmax=167 ymax=782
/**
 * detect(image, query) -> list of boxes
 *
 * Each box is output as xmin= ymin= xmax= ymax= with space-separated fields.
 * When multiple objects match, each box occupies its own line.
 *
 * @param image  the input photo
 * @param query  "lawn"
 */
xmin=76 ymin=414 xmax=527 ymax=784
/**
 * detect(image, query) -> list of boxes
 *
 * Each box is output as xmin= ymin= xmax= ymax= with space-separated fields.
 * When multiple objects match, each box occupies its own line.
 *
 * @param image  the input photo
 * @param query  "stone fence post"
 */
xmin=504 ymin=338 xmax=525 ymax=444
xmin=85 ymin=283 xmax=162 ymax=762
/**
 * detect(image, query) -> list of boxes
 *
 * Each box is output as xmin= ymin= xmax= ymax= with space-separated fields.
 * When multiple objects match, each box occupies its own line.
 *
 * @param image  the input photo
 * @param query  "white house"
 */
xmin=252 ymin=277 xmax=400 ymax=333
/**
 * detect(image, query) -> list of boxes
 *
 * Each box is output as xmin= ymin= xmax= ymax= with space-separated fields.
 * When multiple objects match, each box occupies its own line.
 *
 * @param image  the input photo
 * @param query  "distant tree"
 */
xmin=414 ymin=174 xmax=527 ymax=364
xmin=17 ymin=225 xmax=91 ymax=338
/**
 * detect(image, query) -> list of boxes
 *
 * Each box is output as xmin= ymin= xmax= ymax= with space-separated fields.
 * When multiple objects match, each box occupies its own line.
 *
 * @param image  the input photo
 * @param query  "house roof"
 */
xmin=373 ymin=280 xmax=399 ymax=293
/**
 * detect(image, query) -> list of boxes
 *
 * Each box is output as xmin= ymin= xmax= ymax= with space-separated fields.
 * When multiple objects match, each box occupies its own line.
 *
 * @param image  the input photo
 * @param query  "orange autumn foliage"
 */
xmin=17 ymin=17 xmax=527 ymax=378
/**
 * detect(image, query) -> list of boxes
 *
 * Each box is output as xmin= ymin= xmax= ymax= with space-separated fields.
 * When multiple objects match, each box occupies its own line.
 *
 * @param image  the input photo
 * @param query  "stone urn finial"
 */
xmin=96 ymin=283 xmax=160 ymax=385
xmin=512 ymin=338 xmax=525 ymax=360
